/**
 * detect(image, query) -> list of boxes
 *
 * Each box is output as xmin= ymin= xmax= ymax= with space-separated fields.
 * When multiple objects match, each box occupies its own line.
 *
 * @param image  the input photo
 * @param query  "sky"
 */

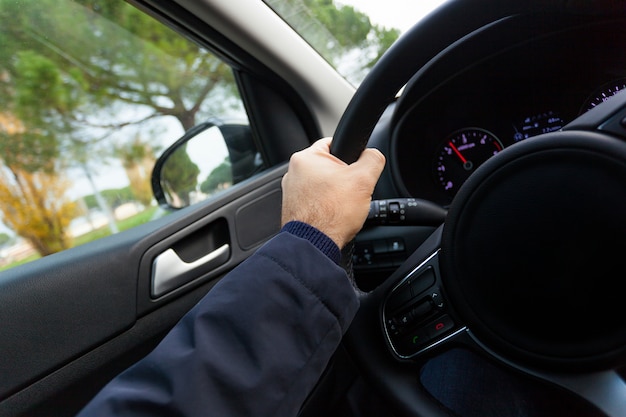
xmin=337 ymin=0 xmax=447 ymax=33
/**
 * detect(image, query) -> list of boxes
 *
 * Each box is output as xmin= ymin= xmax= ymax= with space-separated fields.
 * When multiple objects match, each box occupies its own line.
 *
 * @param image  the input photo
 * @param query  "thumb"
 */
xmin=353 ymin=147 xmax=386 ymax=180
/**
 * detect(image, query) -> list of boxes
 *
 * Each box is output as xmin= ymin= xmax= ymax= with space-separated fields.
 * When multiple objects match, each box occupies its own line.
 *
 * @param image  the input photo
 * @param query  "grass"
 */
xmin=70 ymin=206 xmax=160 ymax=247
xmin=0 ymin=253 xmax=41 ymax=271
xmin=1 ymin=206 xmax=161 ymax=272
xmin=117 ymin=206 xmax=160 ymax=231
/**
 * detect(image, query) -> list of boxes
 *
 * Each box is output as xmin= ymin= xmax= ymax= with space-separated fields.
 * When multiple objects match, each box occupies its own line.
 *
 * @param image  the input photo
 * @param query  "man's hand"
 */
xmin=281 ymin=137 xmax=386 ymax=249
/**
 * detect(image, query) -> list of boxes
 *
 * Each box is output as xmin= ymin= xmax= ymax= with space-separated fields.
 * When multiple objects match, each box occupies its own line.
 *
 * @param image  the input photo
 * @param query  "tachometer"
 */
xmin=434 ymin=128 xmax=503 ymax=194
xmin=581 ymin=78 xmax=626 ymax=113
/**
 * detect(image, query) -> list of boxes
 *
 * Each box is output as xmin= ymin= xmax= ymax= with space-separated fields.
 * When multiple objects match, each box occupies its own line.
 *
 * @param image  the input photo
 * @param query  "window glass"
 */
xmin=0 ymin=0 xmax=258 ymax=271
xmin=263 ymin=0 xmax=445 ymax=85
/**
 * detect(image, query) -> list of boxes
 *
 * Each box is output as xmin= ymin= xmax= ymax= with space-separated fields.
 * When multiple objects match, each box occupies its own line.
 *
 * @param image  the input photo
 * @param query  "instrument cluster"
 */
xmin=392 ymin=19 xmax=626 ymax=207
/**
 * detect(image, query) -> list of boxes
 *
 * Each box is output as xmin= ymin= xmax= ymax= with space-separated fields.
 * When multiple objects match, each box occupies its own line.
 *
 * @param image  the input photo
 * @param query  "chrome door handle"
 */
xmin=151 ymin=243 xmax=230 ymax=297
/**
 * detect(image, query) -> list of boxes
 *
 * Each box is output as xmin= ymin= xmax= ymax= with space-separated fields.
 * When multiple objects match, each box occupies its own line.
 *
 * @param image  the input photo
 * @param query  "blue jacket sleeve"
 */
xmin=77 ymin=228 xmax=359 ymax=417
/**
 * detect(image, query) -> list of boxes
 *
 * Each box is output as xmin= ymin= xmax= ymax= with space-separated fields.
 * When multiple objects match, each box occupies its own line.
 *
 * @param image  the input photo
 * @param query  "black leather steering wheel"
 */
xmin=331 ymin=1 xmax=626 ymax=416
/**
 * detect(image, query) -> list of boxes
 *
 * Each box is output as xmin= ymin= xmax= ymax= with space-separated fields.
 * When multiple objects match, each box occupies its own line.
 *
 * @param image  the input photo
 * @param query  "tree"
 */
xmin=0 ymin=0 xmax=239 ymax=132
xmin=0 ymin=112 xmax=76 ymax=256
xmin=200 ymin=158 xmax=233 ymax=195
xmin=82 ymin=187 xmax=136 ymax=211
xmin=0 ymin=10 xmax=89 ymax=255
xmin=0 ymin=0 xmax=242 ymax=253
xmin=0 ymin=0 xmax=224 ymax=253
xmin=0 ymin=165 xmax=76 ymax=256
xmin=0 ymin=233 xmax=11 ymax=248
xmin=115 ymin=136 xmax=159 ymax=206
xmin=265 ymin=0 xmax=400 ymax=83
xmin=160 ymin=144 xmax=201 ymax=207
xmin=2 ymin=0 xmax=390 ymax=134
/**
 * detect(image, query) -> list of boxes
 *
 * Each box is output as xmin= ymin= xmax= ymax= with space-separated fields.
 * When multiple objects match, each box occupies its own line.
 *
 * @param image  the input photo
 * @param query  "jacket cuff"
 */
xmin=281 ymin=221 xmax=341 ymax=265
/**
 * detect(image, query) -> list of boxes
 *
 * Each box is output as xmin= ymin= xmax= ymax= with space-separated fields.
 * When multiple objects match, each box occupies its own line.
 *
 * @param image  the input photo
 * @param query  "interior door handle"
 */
xmin=151 ymin=243 xmax=230 ymax=297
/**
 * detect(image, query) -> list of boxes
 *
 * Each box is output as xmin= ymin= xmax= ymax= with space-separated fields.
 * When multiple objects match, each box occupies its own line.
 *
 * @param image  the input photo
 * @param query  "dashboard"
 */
xmin=387 ymin=16 xmax=626 ymax=207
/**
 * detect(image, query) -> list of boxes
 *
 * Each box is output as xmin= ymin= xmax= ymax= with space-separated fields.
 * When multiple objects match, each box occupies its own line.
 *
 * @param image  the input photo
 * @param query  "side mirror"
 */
xmin=151 ymin=120 xmax=263 ymax=209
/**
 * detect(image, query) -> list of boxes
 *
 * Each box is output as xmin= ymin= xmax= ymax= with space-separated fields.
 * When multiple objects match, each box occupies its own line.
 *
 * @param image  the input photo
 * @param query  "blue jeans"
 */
xmin=419 ymin=348 xmax=602 ymax=417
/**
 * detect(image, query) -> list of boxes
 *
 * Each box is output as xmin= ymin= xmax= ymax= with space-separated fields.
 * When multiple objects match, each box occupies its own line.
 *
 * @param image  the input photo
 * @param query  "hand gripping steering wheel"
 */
xmin=330 ymin=1 xmax=626 ymax=416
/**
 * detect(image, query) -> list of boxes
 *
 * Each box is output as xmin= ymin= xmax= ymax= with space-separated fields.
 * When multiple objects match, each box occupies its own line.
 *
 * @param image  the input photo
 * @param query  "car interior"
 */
xmin=1 ymin=0 xmax=625 ymax=416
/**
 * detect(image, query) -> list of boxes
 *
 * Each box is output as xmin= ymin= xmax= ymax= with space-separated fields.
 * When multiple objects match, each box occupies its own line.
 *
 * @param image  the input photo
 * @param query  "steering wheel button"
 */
xmin=386 ymin=319 xmax=400 ymax=336
xmin=431 ymin=290 xmax=444 ymax=309
xmin=409 ymin=267 xmax=436 ymax=297
xmin=387 ymin=285 xmax=412 ymax=312
xmin=425 ymin=315 xmax=455 ymax=339
xmin=397 ymin=312 xmax=413 ymax=326
xmin=397 ymin=328 xmax=431 ymax=355
xmin=410 ymin=301 xmax=433 ymax=320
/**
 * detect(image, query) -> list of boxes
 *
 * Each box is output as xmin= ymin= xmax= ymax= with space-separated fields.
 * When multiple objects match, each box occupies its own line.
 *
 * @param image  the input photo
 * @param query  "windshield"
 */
xmin=264 ymin=0 xmax=446 ymax=85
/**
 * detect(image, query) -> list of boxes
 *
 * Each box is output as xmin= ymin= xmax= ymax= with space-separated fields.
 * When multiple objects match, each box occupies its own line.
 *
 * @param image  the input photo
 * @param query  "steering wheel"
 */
xmin=330 ymin=1 xmax=626 ymax=416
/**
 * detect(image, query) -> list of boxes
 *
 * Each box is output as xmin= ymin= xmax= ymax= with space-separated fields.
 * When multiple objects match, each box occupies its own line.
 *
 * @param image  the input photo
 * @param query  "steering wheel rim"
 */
xmin=334 ymin=1 xmax=626 ymax=416
xmin=330 ymin=0 xmax=623 ymax=164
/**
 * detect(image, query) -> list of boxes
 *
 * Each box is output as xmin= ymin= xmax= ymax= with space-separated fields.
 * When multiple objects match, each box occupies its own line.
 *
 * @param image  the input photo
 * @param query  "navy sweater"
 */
xmin=77 ymin=222 xmax=358 ymax=417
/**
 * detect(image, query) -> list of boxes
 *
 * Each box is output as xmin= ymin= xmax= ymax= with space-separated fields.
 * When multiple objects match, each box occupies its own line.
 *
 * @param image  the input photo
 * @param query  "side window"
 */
xmin=0 ymin=0 xmax=262 ymax=271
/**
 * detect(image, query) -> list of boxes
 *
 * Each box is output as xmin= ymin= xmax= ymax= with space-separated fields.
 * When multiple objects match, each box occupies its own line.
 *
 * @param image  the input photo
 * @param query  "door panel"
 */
xmin=137 ymin=169 xmax=285 ymax=316
xmin=0 ymin=164 xmax=286 ymax=417
xmin=0 ymin=234 xmax=138 ymax=400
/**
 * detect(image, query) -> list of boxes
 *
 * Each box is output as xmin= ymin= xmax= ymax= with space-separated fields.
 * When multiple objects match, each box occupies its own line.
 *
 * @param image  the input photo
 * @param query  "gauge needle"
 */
xmin=448 ymin=141 xmax=468 ymax=164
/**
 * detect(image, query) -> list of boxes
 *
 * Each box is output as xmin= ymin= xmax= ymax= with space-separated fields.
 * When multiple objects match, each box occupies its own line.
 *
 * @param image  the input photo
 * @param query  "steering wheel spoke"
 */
xmin=382 ymin=250 xmax=467 ymax=362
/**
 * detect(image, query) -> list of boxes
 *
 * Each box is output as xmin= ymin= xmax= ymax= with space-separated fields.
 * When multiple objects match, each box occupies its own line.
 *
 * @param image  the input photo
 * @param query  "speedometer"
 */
xmin=581 ymin=78 xmax=626 ymax=113
xmin=434 ymin=128 xmax=503 ymax=195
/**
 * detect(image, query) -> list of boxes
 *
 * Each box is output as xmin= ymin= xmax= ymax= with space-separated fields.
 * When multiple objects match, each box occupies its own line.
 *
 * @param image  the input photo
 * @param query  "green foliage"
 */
xmin=116 ymin=138 xmax=156 ymax=169
xmin=0 ymin=0 xmax=240 ymax=170
xmin=366 ymin=26 xmax=400 ymax=68
xmin=82 ymin=187 xmax=135 ymax=210
xmin=265 ymin=0 xmax=400 ymax=78
xmin=14 ymin=51 xmax=84 ymax=120
xmin=0 ymin=232 xmax=11 ymax=247
xmin=64 ymin=0 xmax=237 ymax=130
xmin=200 ymin=158 xmax=233 ymax=194
xmin=303 ymin=0 xmax=371 ymax=48
xmin=161 ymin=144 xmax=200 ymax=206
xmin=0 ymin=130 xmax=60 ymax=173
xmin=114 ymin=136 xmax=159 ymax=206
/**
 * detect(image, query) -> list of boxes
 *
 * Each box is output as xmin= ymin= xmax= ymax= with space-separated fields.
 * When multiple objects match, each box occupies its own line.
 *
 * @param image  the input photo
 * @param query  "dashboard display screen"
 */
xmin=513 ymin=111 xmax=563 ymax=142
